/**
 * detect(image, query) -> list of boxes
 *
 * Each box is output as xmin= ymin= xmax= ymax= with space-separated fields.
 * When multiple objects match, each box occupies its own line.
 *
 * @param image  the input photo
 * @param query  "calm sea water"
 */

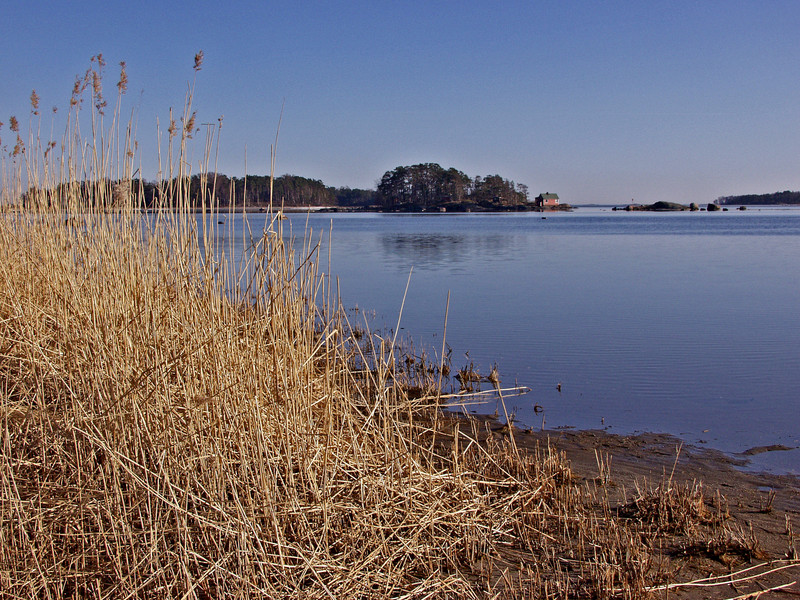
xmin=221 ymin=207 xmax=800 ymax=474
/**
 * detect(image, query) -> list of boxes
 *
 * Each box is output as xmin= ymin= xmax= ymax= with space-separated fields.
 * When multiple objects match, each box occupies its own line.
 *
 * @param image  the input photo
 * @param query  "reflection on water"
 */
xmin=379 ymin=232 xmax=515 ymax=272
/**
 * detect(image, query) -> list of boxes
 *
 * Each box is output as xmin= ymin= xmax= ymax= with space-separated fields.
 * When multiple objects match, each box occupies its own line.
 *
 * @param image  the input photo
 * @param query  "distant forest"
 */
xmin=23 ymin=163 xmax=532 ymax=212
xmin=716 ymin=190 xmax=800 ymax=205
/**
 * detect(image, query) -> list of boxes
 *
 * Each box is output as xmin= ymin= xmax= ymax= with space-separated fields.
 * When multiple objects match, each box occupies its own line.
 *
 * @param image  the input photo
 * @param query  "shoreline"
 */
xmin=539 ymin=424 xmax=800 ymax=478
xmin=139 ymin=204 xmax=574 ymax=214
xmin=458 ymin=415 xmax=800 ymax=598
xmin=469 ymin=414 xmax=800 ymax=513
xmin=525 ymin=427 xmax=800 ymax=511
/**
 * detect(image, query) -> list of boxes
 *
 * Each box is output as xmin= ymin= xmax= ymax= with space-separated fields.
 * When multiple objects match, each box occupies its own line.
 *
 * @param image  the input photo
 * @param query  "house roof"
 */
xmin=537 ymin=193 xmax=559 ymax=200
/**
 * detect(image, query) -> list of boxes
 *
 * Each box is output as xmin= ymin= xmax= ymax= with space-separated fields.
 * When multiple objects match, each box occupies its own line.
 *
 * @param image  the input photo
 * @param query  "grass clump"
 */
xmin=0 ymin=55 xmax=784 ymax=599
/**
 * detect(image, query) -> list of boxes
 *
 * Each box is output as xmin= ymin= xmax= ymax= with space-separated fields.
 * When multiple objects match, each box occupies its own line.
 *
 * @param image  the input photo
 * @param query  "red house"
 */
xmin=534 ymin=193 xmax=559 ymax=207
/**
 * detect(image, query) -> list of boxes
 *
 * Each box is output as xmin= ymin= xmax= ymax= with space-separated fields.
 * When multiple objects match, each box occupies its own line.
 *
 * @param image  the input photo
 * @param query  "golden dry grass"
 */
xmin=1 ymin=55 xmax=794 ymax=599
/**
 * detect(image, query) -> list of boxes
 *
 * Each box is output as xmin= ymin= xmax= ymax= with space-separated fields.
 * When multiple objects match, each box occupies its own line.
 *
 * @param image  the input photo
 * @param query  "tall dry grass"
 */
xmin=0 ymin=55 xmax=768 ymax=599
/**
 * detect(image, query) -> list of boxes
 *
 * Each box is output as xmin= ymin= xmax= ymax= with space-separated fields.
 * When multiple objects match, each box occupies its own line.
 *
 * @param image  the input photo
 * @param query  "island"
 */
xmin=716 ymin=190 xmax=800 ymax=206
xmin=375 ymin=164 xmax=570 ymax=212
xmin=613 ymin=201 xmax=697 ymax=211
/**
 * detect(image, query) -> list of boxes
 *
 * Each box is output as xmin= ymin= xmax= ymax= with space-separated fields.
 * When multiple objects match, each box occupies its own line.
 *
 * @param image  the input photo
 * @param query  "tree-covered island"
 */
xmin=715 ymin=190 xmax=800 ymax=206
xmin=374 ymin=163 xmax=535 ymax=211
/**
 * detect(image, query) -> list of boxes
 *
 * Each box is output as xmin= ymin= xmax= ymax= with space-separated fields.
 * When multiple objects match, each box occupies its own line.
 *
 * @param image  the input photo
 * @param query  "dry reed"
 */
xmin=0 ymin=55 xmax=784 ymax=599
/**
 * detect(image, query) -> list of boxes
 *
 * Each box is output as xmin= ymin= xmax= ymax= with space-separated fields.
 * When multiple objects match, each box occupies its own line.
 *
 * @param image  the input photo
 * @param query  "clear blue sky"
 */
xmin=3 ymin=0 xmax=800 ymax=204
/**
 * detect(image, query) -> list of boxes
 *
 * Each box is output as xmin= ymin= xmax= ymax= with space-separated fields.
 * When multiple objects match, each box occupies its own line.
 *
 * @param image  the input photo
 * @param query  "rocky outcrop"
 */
xmin=614 ymin=201 xmax=689 ymax=212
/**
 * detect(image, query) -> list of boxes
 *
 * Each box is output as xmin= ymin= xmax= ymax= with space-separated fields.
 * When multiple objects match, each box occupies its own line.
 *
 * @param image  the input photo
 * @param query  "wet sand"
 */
xmin=509 ymin=424 xmax=800 ymax=598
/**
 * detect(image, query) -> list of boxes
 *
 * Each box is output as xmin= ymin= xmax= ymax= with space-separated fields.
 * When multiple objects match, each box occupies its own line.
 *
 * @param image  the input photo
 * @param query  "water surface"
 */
xmin=234 ymin=208 xmax=800 ymax=473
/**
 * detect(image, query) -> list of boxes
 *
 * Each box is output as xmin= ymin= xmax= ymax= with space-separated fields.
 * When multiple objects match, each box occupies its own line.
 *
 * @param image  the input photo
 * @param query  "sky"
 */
xmin=2 ymin=0 xmax=800 ymax=205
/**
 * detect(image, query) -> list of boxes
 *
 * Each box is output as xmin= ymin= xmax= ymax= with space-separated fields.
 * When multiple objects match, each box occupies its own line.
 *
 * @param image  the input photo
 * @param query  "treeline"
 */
xmin=20 ymin=163 xmax=531 ymax=211
xmin=377 ymin=163 xmax=528 ymax=211
xmin=135 ymin=174 xmax=367 ymax=208
xmin=19 ymin=174 xmax=371 ymax=210
xmin=716 ymin=190 xmax=800 ymax=206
